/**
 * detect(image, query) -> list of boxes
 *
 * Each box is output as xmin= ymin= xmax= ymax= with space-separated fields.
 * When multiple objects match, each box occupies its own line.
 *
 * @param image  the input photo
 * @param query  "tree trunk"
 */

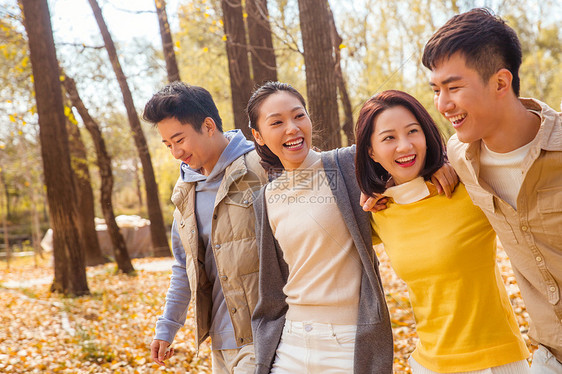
xmin=30 ymin=187 xmax=44 ymax=265
xmin=2 ymin=217 xmax=10 ymax=270
xmin=134 ymin=161 xmax=143 ymax=209
xmin=1 ymin=171 xmax=10 ymax=270
xmin=87 ymin=0 xmax=170 ymax=257
xmin=246 ymin=0 xmax=277 ymax=85
xmin=327 ymin=4 xmax=354 ymax=146
xmin=221 ymin=0 xmax=254 ymax=138
xmin=154 ymin=0 xmax=180 ymax=82
xmin=62 ymin=74 xmax=135 ymax=274
xmin=20 ymin=0 xmax=89 ymax=296
xmin=1 ymin=170 xmax=10 ymax=220
xmin=297 ymin=0 xmax=341 ymax=150
xmin=64 ymin=101 xmax=108 ymax=266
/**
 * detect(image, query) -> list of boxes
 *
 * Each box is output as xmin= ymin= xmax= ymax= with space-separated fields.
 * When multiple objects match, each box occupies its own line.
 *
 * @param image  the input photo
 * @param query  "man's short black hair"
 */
xmin=422 ymin=8 xmax=522 ymax=96
xmin=143 ymin=81 xmax=223 ymax=132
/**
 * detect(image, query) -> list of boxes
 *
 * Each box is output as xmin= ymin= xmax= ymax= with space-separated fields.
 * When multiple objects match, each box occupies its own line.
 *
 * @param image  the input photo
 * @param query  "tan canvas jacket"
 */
xmin=447 ymin=98 xmax=562 ymax=361
xmin=171 ymin=150 xmax=267 ymax=349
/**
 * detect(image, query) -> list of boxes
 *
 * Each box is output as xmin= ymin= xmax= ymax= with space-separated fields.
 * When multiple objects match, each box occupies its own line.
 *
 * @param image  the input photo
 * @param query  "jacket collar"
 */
xmin=171 ymin=153 xmax=249 ymax=213
xmin=214 ymin=154 xmax=248 ymax=206
xmin=521 ymin=98 xmax=562 ymax=152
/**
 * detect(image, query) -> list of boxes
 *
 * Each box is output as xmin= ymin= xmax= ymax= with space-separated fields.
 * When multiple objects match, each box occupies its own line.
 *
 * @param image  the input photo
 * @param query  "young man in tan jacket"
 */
xmin=143 ymin=82 xmax=267 ymax=373
xmin=423 ymin=8 xmax=562 ymax=373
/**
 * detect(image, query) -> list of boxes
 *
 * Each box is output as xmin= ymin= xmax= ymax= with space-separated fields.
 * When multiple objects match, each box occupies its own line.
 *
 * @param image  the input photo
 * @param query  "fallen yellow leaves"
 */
xmin=0 ymin=241 xmax=532 ymax=373
xmin=0 ymin=257 xmax=211 ymax=373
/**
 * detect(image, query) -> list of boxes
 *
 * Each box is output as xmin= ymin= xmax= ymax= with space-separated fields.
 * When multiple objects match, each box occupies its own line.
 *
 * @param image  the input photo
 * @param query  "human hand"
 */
xmin=150 ymin=339 xmax=174 ymax=366
xmin=430 ymin=162 xmax=459 ymax=198
xmin=360 ymin=192 xmax=389 ymax=212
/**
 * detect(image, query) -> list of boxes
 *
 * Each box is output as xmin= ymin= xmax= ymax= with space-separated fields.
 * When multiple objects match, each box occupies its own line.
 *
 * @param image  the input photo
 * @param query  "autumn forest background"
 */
xmin=0 ymin=0 xmax=561 ymax=372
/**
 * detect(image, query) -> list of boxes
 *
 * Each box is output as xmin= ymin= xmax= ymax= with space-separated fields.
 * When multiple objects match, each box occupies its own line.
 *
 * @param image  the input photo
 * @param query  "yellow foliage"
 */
xmin=0 ymin=257 xmax=211 ymax=372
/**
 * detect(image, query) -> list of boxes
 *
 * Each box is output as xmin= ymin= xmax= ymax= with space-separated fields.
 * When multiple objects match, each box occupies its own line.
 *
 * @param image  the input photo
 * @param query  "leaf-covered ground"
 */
xmin=0 ymin=242 xmax=534 ymax=373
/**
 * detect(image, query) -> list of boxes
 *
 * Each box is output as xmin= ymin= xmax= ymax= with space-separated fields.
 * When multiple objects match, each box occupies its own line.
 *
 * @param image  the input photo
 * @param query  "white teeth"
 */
xmin=449 ymin=114 xmax=466 ymax=124
xmin=284 ymin=138 xmax=303 ymax=147
xmin=396 ymin=155 xmax=415 ymax=163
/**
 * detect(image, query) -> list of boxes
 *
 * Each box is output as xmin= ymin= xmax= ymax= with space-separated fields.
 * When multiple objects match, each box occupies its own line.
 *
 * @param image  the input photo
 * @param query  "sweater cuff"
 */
xmin=154 ymin=319 xmax=182 ymax=343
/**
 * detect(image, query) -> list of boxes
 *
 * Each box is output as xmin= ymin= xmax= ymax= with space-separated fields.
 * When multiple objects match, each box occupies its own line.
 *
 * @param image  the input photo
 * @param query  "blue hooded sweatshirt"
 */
xmin=155 ymin=129 xmax=255 ymax=350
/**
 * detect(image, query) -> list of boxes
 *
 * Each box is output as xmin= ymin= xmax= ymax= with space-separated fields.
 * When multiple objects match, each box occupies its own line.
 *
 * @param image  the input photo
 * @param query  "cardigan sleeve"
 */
xmin=251 ymin=187 xmax=289 ymax=374
xmin=369 ymin=214 xmax=383 ymax=246
xmin=323 ymin=147 xmax=395 ymax=373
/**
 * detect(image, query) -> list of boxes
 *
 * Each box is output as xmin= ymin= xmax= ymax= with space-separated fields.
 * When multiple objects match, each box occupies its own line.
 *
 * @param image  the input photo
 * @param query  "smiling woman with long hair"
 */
xmin=246 ymin=81 xmax=394 ymax=374
xmin=355 ymin=89 xmax=530 ymax=374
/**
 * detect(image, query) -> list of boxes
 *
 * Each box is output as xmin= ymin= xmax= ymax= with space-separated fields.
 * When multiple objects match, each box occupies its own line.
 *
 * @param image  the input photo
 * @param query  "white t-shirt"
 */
xmin=479 ymin=137 xmax=536 ymax=209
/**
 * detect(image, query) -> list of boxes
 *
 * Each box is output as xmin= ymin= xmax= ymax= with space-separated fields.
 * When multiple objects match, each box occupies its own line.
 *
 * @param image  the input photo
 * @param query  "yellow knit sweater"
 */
xmin=372 ymin=182 xmax=529 ymax=372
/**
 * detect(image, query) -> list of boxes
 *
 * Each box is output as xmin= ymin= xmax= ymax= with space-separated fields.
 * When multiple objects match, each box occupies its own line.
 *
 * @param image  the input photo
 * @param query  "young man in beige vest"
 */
xmin=423 ymin=8 xmax=562 ymax=373
xmin=143 ymin=82 xmax=267 ymax=373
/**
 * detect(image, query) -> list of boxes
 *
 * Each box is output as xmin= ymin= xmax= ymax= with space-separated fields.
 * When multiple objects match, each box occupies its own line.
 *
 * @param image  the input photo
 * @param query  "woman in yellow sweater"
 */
xmin=354 ymin=90 xmax=530 ymax=374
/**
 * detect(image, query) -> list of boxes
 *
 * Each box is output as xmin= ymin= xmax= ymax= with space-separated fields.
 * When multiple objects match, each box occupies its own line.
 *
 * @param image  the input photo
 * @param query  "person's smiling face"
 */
xmin=157 ymin=117 xmax=214 ymax=174
xmin=252 ymin=91 xmax=313 ymax=171
xmin=369 ymin=105 xmax=427 ymax=185
xmin=429 ymin=52 xmax=499 ymax=144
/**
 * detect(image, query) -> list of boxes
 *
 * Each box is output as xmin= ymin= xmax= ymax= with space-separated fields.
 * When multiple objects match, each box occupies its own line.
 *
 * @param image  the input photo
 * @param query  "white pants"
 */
xmin=531 ymin=345 xmax=562 ymax=374
xmin=271 ymin=320 xmax=356 ymax=374
xmin=409 ymin=356 xmax=530 ymax=374
xmin=211 ymin=344 xmax=255 ymax=374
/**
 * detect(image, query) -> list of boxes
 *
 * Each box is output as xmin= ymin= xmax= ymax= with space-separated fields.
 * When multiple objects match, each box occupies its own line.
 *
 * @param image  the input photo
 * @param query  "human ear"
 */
xmin=252 ymin=128 xmax=265 ymax=146
xmin=203 ymin=117 xmax=216 ymax=136
xmin=495 ymin=68 xmax=513 ymax=97
xmin=368 ymin=146 xmax=377 ymax=162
